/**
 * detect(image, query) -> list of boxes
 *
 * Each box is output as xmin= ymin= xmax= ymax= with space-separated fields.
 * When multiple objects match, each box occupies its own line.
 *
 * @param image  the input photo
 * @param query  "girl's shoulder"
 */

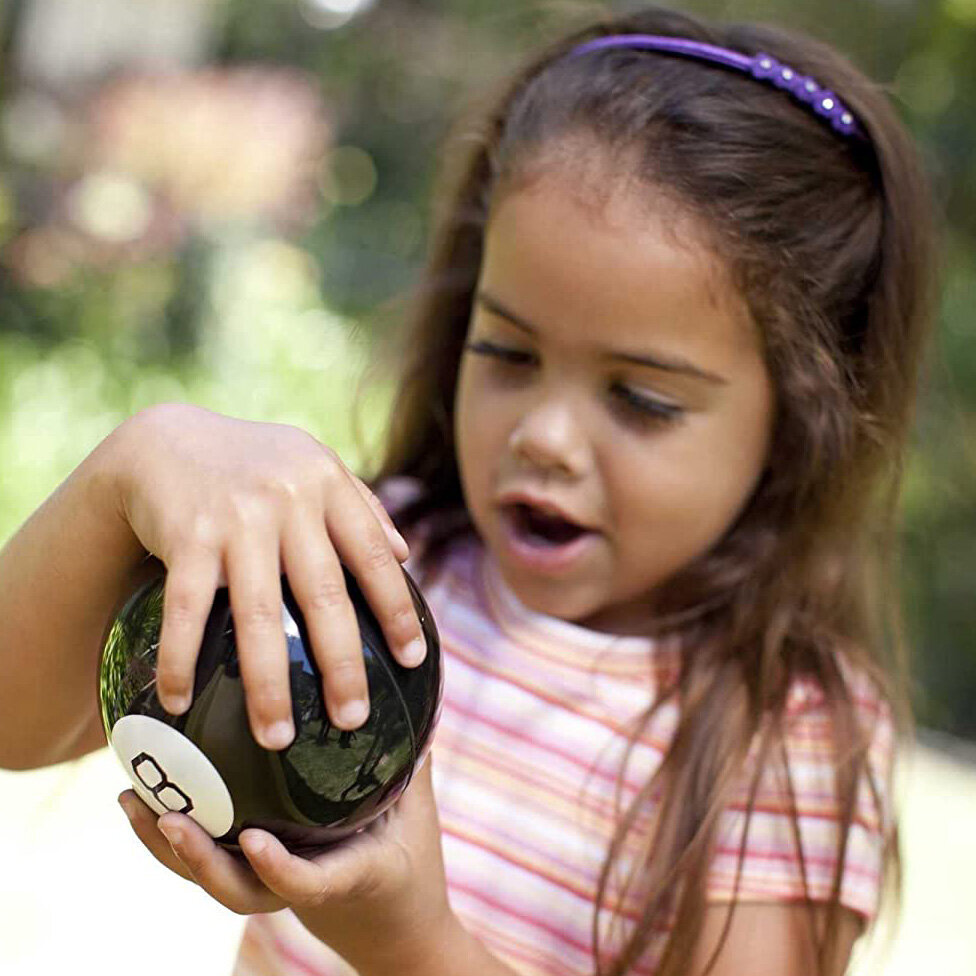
xmin=782 ymin=653 xmax=895 ymax=756
xmin=714 ymin=654 xmax=898 ymax=921
xmin=773 ymin=653 xmax=897 ymax=846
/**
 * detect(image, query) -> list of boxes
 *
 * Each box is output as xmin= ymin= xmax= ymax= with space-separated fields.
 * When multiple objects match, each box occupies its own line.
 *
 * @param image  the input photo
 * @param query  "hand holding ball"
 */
xmin=99 ymin=565 xmax=441 ymax=853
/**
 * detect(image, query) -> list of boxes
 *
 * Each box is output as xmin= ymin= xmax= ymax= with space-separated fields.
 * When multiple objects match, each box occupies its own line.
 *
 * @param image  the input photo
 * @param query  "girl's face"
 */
xmin=454 ymin=166 xmax=775 ymax=635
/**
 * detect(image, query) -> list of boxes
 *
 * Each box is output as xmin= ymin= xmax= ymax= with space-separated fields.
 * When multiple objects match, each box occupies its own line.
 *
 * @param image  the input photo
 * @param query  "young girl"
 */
xmin=0 ymin=5 xmax=939 ymax=976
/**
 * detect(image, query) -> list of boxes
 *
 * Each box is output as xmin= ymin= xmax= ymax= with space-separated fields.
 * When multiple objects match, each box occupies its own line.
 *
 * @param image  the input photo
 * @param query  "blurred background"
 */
xmin=0 ymin=0 xmax=972 ymax=973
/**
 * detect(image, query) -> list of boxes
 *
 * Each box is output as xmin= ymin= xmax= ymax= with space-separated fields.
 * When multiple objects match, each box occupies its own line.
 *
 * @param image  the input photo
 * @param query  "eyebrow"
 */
xmin=475 ymin=291 xmax=728 ymax=385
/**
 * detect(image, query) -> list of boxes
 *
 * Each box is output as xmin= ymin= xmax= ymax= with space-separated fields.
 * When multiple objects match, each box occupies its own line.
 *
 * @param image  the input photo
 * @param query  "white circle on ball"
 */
xmin=110 ymin=714 xmax=235 ymax=837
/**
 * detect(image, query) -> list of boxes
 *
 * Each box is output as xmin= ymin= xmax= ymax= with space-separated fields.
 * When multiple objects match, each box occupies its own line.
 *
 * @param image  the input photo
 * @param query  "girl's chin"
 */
xmin=504 ymin=573 xmax=593 ymax=620
xmin=499 ymin=559 xmax=660 ymax=638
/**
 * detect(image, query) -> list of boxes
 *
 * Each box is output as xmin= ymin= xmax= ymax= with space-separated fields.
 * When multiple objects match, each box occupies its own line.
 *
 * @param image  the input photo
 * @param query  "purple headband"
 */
xmin=568 ymin=35 xmax=865 ymax=141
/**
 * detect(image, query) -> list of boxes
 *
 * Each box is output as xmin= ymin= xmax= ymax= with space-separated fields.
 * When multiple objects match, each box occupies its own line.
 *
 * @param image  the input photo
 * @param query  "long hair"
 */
xmin=358 ymin=5 xmax=939 ymax=973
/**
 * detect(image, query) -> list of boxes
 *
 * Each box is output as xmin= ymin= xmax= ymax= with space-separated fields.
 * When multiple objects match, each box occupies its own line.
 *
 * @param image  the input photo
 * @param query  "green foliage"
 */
xmin=0 ymin=234 xmax=395 ymax=540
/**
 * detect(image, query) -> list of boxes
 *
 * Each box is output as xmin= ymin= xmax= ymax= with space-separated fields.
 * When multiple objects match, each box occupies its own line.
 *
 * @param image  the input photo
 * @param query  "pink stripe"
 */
xmin=449 ymin=876 xmax=595 ymax=957
xmin=445 ymin=803 xmax=599 ymax=887
xmin=243 ymin=916 xmax=337 ymax=976
xmin=440 ymin=672 xmax=666 ymax=792
xmin=710 ymin=845 xmax=880 ymax=880
xmin=451 ymin=880 xmax=667 ymax=974
xmin=444 ymin=823 xmax=605 ymax=913
xmin=437 ymin=745 xmax=651 ymax=889
xmin=461 ymin=919 xmax=580 ymax=976
xmin=444 ymin=811 xmax=653 ymax=921
xmin=439 ymin=704 xmax=636 ymax=817
xmin=719 ymin=800 xmax=884 ymax=833
xmin=444 ymin=634 xmax=647 ymax=740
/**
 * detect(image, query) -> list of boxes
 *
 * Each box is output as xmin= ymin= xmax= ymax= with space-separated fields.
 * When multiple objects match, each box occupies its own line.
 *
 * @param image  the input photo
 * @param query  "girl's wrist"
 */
xmin=93 ymin=410 xmax=155 ymax=533
xmin=295 ymin=895 xmax=463 ymax=976
xmin=82 ymin=418 xmax=140 ymax=543
xmin=344 ymin=908 xmax=468 ymax=976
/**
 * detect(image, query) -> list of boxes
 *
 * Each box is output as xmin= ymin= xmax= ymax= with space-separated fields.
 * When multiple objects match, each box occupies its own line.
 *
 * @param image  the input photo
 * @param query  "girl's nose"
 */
xmin=508 ymin=399 xmax=589 ymax=479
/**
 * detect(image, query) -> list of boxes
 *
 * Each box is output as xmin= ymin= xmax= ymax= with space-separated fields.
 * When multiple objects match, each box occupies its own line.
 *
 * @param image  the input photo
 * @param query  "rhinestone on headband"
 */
xmin=568 ymin=35 xmax=865 ymax=141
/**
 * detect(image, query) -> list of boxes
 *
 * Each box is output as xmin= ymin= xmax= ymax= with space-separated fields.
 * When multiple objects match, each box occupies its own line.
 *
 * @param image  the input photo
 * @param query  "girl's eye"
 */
xmin=464 ymin=339 xmax=535 ymax=366
xmin=611 ymin=384 xmax=685 ymax=427
xmin=464 ymin=338 xmax=684 ymax=428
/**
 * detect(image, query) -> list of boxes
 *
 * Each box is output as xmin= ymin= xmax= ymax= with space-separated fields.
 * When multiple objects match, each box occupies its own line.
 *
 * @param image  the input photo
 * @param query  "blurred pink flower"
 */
xmin=3 ymin=226 xmax=81 ymax=288
xmin=85 ymin=67 xmax=331 ymax=225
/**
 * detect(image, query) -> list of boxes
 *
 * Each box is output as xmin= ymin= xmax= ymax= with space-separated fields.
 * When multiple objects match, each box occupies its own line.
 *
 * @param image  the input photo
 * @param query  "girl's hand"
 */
xmin=117 ymin=757 xmax=454 ymax=972
xmin=111 ymin=402 xmax=425 ymax=748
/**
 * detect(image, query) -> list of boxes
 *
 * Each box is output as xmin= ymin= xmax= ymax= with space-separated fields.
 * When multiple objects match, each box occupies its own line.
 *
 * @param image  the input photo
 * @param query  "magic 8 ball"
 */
xmin=99 ymin=565 xmax=442 ymax=853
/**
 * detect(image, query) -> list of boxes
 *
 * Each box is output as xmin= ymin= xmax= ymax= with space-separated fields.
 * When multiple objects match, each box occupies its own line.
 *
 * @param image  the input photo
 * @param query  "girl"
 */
xmin=0 ymin=5 xmax=939 ymax=976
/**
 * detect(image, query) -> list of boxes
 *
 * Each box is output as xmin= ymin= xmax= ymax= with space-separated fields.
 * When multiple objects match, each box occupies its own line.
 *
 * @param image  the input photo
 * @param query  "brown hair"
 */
xmin=360 ymin=5 xmax=939 ymax=973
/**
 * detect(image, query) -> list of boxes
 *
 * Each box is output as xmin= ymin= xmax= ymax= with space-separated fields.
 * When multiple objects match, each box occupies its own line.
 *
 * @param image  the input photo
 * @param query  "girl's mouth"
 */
xmin=510 ymin=502 xmax=586 ymax=545
xmin=499 ymin=503 xmax=598 ymax=574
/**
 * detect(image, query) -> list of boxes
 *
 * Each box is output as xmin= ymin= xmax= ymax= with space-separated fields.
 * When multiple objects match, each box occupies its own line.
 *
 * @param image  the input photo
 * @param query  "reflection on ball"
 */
xmin=99 ymin=565 xmax=441 ymax=853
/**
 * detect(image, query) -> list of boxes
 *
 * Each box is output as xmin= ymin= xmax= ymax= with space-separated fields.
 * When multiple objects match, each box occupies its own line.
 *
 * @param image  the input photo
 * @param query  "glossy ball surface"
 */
xmin=99 ymin=565 xmax=441 ymax=853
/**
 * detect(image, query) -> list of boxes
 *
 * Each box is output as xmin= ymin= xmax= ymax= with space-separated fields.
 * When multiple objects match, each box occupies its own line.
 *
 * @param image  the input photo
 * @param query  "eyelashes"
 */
xmin=463 ymin=339 xmax=685 ymax=427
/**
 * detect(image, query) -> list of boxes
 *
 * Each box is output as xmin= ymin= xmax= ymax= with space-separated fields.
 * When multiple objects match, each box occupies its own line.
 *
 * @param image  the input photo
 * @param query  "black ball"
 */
xmin=99 ymin=565 xmax=441 ymax=853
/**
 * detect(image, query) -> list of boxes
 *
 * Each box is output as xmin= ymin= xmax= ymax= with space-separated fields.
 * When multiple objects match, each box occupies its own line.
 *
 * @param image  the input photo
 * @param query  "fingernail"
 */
xmin=261 ymin=721 xmax=295 ymax=751
xmin=338 ymin=699 xmax=369 ymax=728
xmin=386 ymin=526 xmax=409 ymax=559
xmin=245 ymin=835 xmax=267 ymax=856
xmin=158 ymin=821 xmax=183 ymax=848
xmin=401 ymin=638 xmax=426 ymax=666
xmin=165 ymin=693 xmax=191 ymax=715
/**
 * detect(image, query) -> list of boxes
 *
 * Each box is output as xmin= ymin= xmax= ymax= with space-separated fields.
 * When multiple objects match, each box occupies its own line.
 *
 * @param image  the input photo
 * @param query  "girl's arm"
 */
xmin=689 ymin=903 xmax=862 ymax=976
xmin=0 ymin=403 xmax=422 ymax=771
xmin=0 ymin=422 xmax=150 ymax=770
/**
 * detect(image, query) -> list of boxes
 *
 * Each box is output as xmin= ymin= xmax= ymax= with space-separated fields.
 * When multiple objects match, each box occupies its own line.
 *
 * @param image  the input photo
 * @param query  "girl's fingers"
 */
xmin=239 ymin=764 xmax=439 ymax=912
xmin=155 ymin=547 xmax=224 ymax=716
xmin=120 ymin=789 xmax=285 ymax=915
xmin=239 ymin=826 xmax=378 ymax=909
xmin=320 ymin=473 xmax=427 ymax=671
xmin=348 ymin=476 xmax=410 ymax=563
xmin=154 ymin=453 xmax=421 ymax=747
xmin=238 ymin=829 xmax=327 ymax=905
xmin=118 ymin=790 xmax=195 ymax=883
xmin=153 ymin=812 xmax=285 ymax=916
xmin=280 ymin=474 xmax=425 ymax=731
xmin=119 ymin=792 xmax=377 ymax=918
xmin=281 ymin=505 xmax=370 ymax=730
xmin=223 ymin=514 xmax=294 ymax=750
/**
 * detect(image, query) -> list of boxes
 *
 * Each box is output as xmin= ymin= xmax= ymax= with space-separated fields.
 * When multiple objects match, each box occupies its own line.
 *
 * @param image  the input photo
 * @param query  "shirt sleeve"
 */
xmin=705 ymin=667 xmax=896 ymax=921
xmin=373 ymin=474 xmax=425 ymax=519
xmin=372 ymin=475 xmax=431 ymax=569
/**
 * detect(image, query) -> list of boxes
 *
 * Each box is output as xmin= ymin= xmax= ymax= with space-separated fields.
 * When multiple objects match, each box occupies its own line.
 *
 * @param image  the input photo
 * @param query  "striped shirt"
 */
xmin=233 ymin=490 xmax=894 ymax=976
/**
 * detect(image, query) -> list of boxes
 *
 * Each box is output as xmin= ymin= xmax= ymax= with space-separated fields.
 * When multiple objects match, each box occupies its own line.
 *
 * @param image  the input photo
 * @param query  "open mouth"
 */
xmin=506 ymin=502 xmax=588 ymax=547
